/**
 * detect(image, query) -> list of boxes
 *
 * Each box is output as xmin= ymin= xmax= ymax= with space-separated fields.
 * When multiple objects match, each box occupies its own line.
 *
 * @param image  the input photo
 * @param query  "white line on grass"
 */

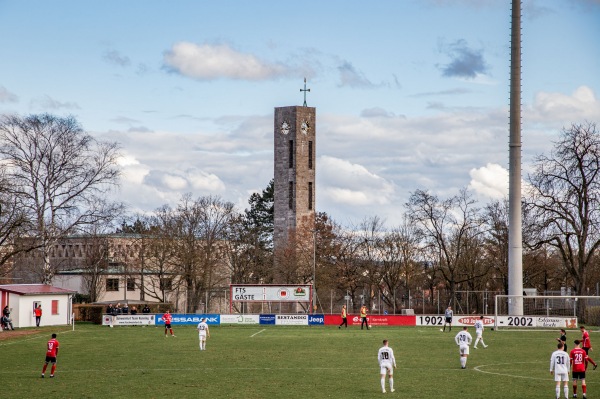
xmin=474 ymin=361 xmax=554 ymax=381
xmin=250 ymin=329 xmax=266 ymax=337
xmin=0 ymin=328 xmax=75 ymax=347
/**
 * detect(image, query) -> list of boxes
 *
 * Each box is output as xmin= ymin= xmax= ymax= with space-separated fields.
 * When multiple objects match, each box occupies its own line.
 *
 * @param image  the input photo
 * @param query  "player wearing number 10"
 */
xmin=550 ymin=342 xmax=570 ymax=399
xmin=41 ymin=333 xmax=59 ymax=378
xmin=377 ymin=339 xmax=396 ymax=394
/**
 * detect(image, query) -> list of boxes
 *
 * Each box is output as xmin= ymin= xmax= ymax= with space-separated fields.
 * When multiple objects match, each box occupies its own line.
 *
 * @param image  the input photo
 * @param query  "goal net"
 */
xmin=494 ymin=295 xmax=600 ymax=329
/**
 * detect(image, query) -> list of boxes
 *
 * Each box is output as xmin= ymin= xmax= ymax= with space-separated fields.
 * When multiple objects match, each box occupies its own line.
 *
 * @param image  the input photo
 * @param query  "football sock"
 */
xmin=574 ymin=385 xmax=577 ymax=394
xmin=460 ymin=357 xmax=466 ymax=368
xmin=380 ymin=377 xmax=385 ymax=392
xmin=564 ymin=385 xmax=569 ymax=398
xmin=583 ymin=384 xmax=586 ymax=393
xmin=556 ymin=386 xmax=560 ymax=398
xmin=42 ymin=364 xmax=47 ymax=374
xmin=51 ymin=365 xmax=56 ymax=375
xmin=389 ymin=378 xmax=393 ymax=391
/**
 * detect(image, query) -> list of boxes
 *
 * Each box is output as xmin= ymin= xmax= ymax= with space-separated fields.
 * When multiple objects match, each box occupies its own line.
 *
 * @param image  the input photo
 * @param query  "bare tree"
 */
xmin=525 ymin=122 xmax=600 ymax=304
xmin=0 ymin=114 xmax=123 ymax=283
xmin=406 ymin=188 xmax=486 ymax=306
xmin=173 ymin=194 xmax=235 ymax=313
xmin=0 ymin=172 xmax=32 ymax=278
xmin=482 ymin=200 xmax=509 ymax=293
xmin=378 ymin=217 xmax=424 ymax=311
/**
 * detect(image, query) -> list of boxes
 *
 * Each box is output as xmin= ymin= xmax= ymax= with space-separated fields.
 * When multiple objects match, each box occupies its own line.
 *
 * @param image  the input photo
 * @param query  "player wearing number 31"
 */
xmin=550 ymin=342 xmax=570 ymax=399
xmin=377 ymin=340 xmax=396 ymax=394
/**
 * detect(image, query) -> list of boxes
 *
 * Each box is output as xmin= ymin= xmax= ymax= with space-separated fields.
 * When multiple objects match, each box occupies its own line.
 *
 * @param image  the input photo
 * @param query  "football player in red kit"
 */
xmin=41 ymin=333 xmax=59 ymax=378
xmin=163 ymin=310 xmax=175 ymax=337
xmin=571 ymin=339 xmax=589 ymax=398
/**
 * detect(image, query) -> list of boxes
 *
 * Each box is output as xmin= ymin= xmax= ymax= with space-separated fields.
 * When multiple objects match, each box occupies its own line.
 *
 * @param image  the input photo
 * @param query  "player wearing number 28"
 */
xmin=377 ymin=340 xmax=396 ymax=394
xmin=570 ymin=340 xmax=589 ymax=398
xmin=550 ymin=342 xmax=570 ymax=399
xmin=454 ymin=326 xmax=472 ymax=369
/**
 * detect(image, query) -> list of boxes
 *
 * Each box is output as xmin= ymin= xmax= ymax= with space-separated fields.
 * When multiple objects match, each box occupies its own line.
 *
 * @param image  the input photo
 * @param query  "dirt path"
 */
xmin=0 ymin=329 xmax=41 ymax=341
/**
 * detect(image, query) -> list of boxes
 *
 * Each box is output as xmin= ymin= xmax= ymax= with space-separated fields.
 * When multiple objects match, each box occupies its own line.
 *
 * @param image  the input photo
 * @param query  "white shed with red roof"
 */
xmin=0 ymin=284 xmax=75 ymax=328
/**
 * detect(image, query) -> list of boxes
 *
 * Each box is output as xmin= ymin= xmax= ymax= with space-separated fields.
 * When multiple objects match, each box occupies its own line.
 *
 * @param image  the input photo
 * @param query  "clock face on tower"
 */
xmin=280 ymin=121 xmax=290 ymax=135
xmin=301 ymin=121 xmax=310 ymax=134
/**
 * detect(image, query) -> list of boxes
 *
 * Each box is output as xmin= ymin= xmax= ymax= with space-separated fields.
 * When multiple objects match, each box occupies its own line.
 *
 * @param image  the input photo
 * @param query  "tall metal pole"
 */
xmin=508 ymin=0 xmax=523 ymax=315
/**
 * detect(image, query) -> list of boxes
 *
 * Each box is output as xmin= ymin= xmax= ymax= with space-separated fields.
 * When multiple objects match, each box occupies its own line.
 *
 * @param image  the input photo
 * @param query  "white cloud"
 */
xmin=187 ymin=169 xmax=227 ymax=192
xmin=163 ymin=42 xmax=290 ymax=81
xmin=468 ymin=163 xmax=508 ymax=199
xmin=0 ymin=85 xmax=18 ymax=103
xmin=530 ymin=86 xmax=600 ymax=123
xmin=30 ymin=95 xmax=80 ymax=110
xmin=117 ymin=153 xmax=140 ymax=167
xmin=319 ymin=156 xmax=395 ymax=206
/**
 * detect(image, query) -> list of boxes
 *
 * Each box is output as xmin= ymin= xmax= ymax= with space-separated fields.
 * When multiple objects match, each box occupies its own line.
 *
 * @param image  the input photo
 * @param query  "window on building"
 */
xmin=308 ymin=182 xmax=313 ymax=210
xmin=160 ymin=278 xmax=173 ymax=291
xmin=289 ymin=140 xmax=294 ymax=168
xmin=127 ymin=278 xmax=135 ymax=291
xmin=51 ymin=300 xmax=59 ymax=315
xmin=289 ymin=181 xmax=294 ymax=210
xmin=106 ymin=278 xmax=119 ymax=292
xmin=308 ymin=141 xmax=313 ymax=169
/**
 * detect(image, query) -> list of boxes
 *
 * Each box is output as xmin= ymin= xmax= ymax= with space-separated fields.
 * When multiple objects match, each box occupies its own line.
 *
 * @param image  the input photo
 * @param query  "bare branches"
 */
xmin=0 ymin=113 xmax=123 ymax=283
xmin=525 ymin=122 xmax=600 ymax=297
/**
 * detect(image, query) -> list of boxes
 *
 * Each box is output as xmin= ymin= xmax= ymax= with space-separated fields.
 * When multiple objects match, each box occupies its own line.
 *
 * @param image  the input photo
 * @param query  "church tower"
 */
xmin=273 ymin=105 xmax=316 ymax=254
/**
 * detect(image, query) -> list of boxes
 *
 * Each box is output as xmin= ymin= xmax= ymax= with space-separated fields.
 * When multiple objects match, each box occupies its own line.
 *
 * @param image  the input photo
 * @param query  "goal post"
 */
xmin=494 ymin=295 xmax=600 ymax=329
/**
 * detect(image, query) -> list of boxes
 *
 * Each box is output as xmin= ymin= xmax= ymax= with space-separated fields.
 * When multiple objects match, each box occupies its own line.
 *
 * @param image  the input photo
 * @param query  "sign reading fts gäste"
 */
xmin=230 ymin=285 xmax=311 ymax=302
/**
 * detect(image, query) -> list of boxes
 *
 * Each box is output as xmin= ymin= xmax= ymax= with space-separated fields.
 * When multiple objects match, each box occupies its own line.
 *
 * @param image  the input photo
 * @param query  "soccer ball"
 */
xmin=440 ymin=328 xmax=443 ymax=332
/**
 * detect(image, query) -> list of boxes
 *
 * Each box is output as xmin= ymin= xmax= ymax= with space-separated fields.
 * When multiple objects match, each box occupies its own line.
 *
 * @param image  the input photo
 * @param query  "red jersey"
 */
xmin=571 ymin=347 xmax=588 ymax=372
xmin=163 ymin=313 xmax=172 ymax=324
xmin=46 ymin=338 xmax=59 ymax=357
xmin=35 ymin=307 xmax=42 ymax=317
xmin=582 ymin=330 xmax=592 ymax=349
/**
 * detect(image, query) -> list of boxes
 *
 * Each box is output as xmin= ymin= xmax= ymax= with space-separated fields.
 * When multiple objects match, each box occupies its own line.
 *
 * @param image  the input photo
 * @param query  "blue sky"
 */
xmin=1 ymin=0 xmax=599 ymax=227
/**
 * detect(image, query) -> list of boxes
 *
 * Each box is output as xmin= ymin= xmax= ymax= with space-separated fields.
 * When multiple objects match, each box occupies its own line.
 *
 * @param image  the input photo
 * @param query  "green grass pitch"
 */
xmin=0 ymin=323 xmax=597 ymax=398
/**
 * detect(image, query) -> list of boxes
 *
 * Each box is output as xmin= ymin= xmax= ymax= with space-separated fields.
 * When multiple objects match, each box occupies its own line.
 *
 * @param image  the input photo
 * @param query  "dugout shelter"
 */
xmin=0 ymin=284 xmax=75 ymax=328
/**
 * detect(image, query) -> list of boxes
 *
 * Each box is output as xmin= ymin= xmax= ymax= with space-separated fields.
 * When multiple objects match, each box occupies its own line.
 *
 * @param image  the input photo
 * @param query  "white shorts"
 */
xmin=476 ymin=331 xmax=482 ymax=338
xmin=380 ymin=362 xmax=393 ymax=375
xmin=199 ymin=333 xmax=207 ymax=340
xmin=459 ymin=344 xmax=470 ymax=355
xmin=554 ymin=372 xmax=569 ymax=382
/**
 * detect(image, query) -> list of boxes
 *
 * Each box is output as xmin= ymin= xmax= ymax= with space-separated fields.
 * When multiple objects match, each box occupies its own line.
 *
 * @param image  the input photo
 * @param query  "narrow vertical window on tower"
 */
xmin=289 ymin=181 xmax=294 ymax=210
xmin=289 ymin=140 xmax=294 ymax=168
xmin=308 ymin=141 xmax=313 ymax=169
xmin=308 ymin=182 xmax=313 ymax=210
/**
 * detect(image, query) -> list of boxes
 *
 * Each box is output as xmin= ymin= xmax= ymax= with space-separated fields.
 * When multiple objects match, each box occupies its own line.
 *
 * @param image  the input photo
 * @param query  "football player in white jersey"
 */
xmin=197 ymin=318 xmax=210 ymax=351
xmin=550 ymin=342 xmax=570 ymax=399
xmin=473 ymin=316 xmax=488 ymax=349
xmin=454 ymin=326 xmax=472 ymax=369
xmin=377 ymin=339 xmax=396 ymax=394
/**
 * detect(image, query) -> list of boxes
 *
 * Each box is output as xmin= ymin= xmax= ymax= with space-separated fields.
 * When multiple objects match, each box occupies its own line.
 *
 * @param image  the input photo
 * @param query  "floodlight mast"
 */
xmin=508 ymin=0 xmax=523 ymax=316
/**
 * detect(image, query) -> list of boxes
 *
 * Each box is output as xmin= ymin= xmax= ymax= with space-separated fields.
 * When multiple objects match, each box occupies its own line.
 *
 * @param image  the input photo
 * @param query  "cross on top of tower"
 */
xmin=300 ymin=77 xmax=310 ymax=107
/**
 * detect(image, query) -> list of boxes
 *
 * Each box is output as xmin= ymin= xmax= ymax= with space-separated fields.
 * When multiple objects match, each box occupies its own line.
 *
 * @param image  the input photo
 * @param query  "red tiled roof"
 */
xmin=0 ymin=284 xmax=76 ymax=295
